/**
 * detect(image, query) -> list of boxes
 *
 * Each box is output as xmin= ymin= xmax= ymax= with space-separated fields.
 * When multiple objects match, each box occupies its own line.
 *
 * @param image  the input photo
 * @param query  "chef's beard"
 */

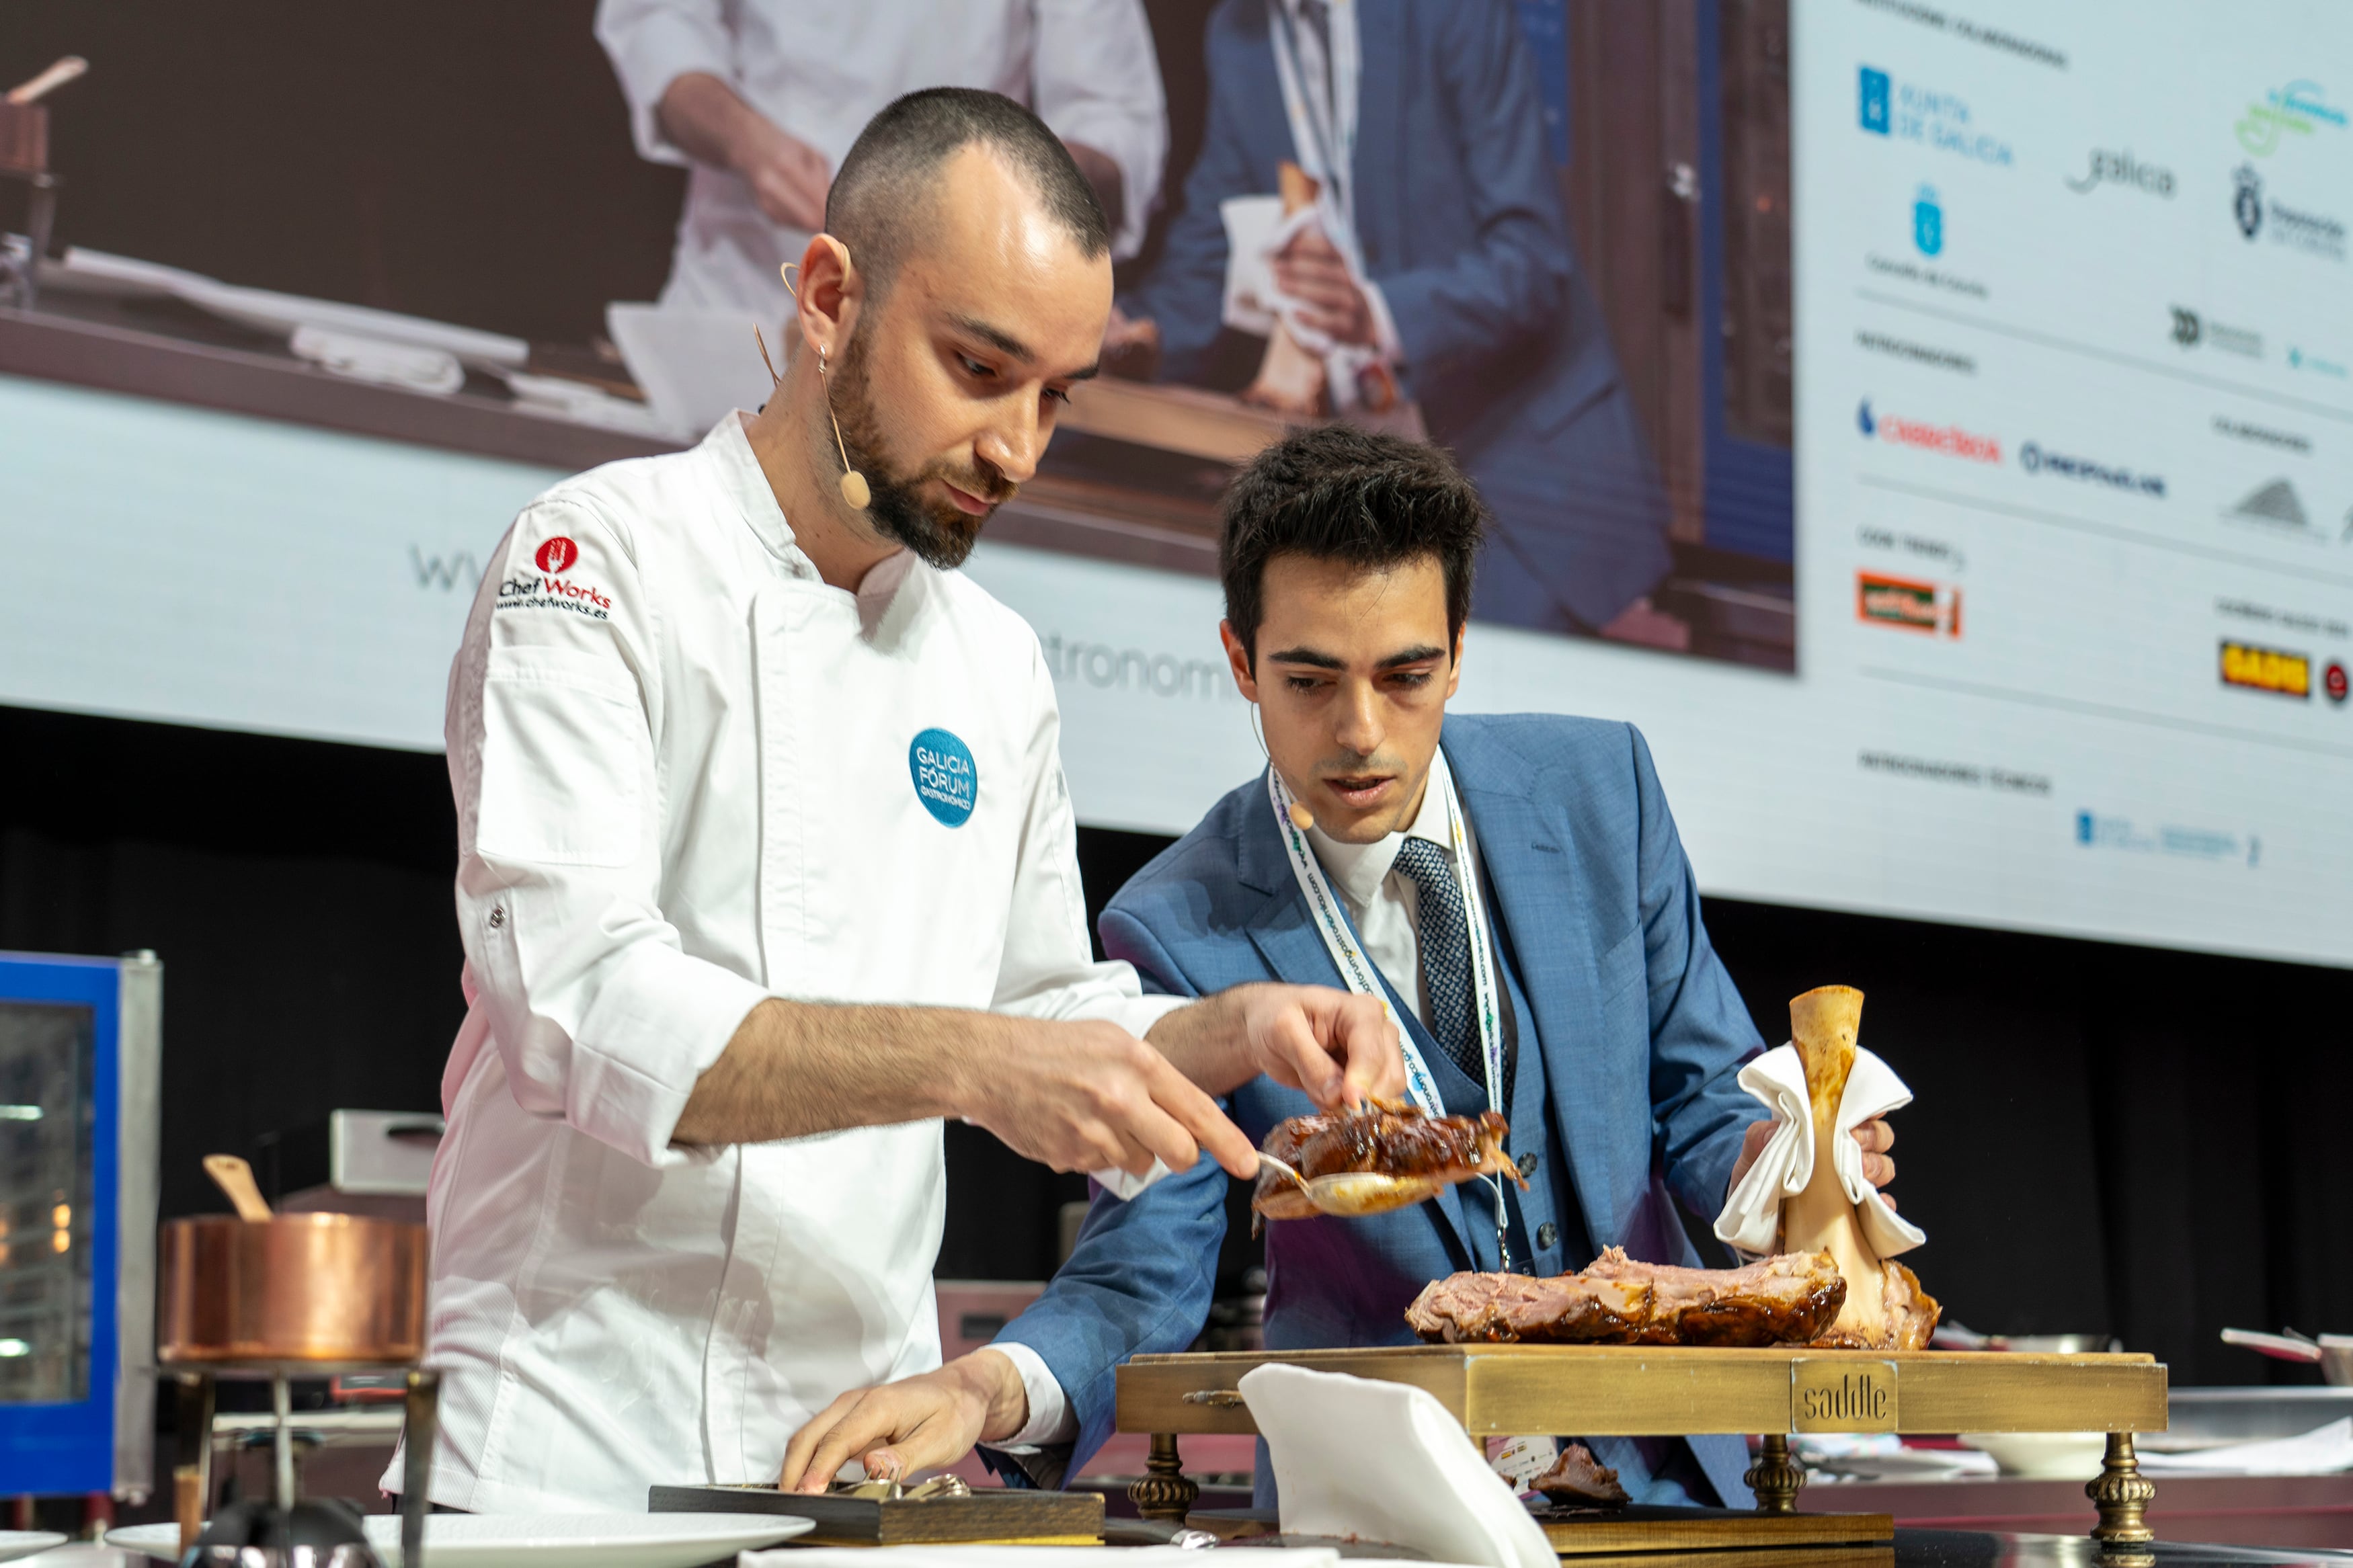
xmin=829 ymin=329 xmax=1016 ymax=571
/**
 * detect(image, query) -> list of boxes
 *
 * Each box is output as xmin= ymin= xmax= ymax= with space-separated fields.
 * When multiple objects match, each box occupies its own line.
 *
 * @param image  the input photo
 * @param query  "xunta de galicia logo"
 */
xmin=910 ymin=729 xmax=978 ymax=827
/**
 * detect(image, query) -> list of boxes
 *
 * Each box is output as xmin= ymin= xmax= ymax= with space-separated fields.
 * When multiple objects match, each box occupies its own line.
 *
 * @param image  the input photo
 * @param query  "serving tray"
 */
xmin=1115 ymin=1344 xmax=2165 ymax=1547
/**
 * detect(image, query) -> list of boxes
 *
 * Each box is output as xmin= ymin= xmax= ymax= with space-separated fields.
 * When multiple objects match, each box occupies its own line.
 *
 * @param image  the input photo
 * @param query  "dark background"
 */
xmin=3 ymin=700 xmax=2346 ymax=1393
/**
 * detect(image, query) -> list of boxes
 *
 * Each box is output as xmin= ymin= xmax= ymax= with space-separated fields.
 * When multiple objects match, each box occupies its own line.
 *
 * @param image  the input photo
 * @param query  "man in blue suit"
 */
xmin=1119 ymin=0 xmax=1683 ymax=644
xmin=781 ymin=427 xmax=1896 ymax=1506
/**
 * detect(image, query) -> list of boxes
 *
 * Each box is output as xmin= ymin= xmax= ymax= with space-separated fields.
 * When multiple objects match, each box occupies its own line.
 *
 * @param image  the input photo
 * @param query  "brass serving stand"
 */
xmin=1115 ymin=1344 xmax=2167 ymax=1551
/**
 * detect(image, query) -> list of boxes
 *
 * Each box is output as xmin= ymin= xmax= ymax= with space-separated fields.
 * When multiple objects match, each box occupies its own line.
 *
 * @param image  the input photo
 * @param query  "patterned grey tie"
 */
xmin=1392 ymin=837 xmax=1482 ymax=1091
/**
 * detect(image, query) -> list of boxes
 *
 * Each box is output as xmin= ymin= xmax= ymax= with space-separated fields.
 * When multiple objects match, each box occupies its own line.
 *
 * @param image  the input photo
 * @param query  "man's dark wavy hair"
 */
xmin=1220 ymin=424 xmax=1486 ymax=669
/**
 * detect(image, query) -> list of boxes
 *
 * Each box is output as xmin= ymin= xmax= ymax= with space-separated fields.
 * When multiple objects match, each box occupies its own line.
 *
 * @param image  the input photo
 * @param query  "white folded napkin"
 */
xmin=1240 ymin=1364 xmax=1556 ymax=1568
xmin=1713 ymin=1043 xmax=1925 ymax=1257
xmin=289 ymin=325 xmax=463 ymax=396
xmin=1091 ymin=1157 xmax=1169 ymax=1201
xmin=2137 ymin=1417 xmax=2353 ymax=1475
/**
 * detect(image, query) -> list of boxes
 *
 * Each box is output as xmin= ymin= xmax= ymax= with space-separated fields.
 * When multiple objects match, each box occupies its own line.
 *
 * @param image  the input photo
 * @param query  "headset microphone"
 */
xmin=767 ymin=262 xmax=871 ymax=511
xmin=818 ymin=344 xmax=870 ymax=511
xmin=1288 ymin=800 xmax=1316 ymax=832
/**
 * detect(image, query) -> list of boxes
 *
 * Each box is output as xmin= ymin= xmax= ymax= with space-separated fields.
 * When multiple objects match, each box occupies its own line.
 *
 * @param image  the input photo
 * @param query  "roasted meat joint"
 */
xmin=1406 ymin=985 xmax=1939 ymax=1350
xmin=1406 ymin=1248 xmax=1849 ymax=1346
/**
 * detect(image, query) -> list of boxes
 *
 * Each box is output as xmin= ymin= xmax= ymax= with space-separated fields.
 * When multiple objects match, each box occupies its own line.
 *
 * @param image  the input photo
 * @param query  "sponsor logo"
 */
xmin=2233 ymin=164 xmax=2348 ymax=259
xmin=2170 ymin=306 xmax=2262 ymax=358
xmin=2288 ymin=345 xmax=2351 ymax=378
xmin=1860 ymin=67 xmax=1891 ymax=134
xmin=2220 ymin=639 xmax=2311 ymax=698
xmin=1856 ymin=65 xmax=2011 ymax=165
xmin=2225 ymin=477 xmax=2317 ymax=537
xmin=1857 ymin=399 xmax=2001 ymax=462
xmin=2077 ymin=811 xmax=2258 ymax=865
xmin=2237 ymin=80 xmax=2347 ymax=157
xmin=2018 ymin=442 xmax=2166 ymax=498
xmin=2067 ymin=149 xmax=2175 ymax=198
xmin=2327 ymin=661 xmax=2350 ymax=704
xmin=2233 ymin=163 xmax=2264 ymax=238
xmin=1913 ymin=184 xmax=1944 ymax=255
xmin=1856 ymin=570 xmax=1962 ymax=637
xmin=497 ymin=537 xmax=614 ymax=620
xmin=909 ymin=727 xmax=978 ymax=827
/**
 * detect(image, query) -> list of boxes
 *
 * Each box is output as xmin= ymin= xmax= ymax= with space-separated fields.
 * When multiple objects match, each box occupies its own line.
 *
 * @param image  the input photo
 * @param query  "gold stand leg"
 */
xmin=2087 ymin=1431 xmax=2156 ymax=1546
xmin=1130 ymin=1432 xmax=1201 ymax=1526
xmin=1745 ymin=1433 xmax=1804 ymax=1516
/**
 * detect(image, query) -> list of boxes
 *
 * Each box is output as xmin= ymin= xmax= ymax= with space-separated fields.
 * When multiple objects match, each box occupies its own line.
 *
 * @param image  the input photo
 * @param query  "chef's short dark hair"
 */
xmin=1221 ymin=425 xmax=1486 ymax=669
xmin=828 ymin=87 xmax=1109 ymax=294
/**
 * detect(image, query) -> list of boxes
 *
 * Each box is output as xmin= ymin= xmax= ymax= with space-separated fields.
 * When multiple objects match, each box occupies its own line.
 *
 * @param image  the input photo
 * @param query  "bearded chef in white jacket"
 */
xmin=396 ymin=89 xmax=1399 ymax=1514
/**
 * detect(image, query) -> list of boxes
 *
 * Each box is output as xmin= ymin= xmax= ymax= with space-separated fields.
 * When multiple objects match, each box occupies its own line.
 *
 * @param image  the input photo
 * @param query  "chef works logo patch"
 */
xmin=910 ymin=729 xmax=978 ymax=827
xmin=497 ymin=534 xmax=613 ymax=621
xmin=534 ymin=536 xmax=580 ymax=575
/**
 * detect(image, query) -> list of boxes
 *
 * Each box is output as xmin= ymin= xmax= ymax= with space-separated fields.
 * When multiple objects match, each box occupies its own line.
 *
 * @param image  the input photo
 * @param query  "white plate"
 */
xmin=109 ymin=1512 xmax=813 ymax=1568
xmin=0 ymin=1532 xmax=67 ymax=1565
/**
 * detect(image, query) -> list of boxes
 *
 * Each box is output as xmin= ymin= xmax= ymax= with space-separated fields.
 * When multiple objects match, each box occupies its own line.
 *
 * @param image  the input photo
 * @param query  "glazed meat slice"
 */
xmin=1529 ymin=1442 xmax=1629 ymax=1508
xmin=1252 ymin=1099 xmax=1523 ymax=1221
xmin=1406 ymin=1247 xmax=1847 ymax=1346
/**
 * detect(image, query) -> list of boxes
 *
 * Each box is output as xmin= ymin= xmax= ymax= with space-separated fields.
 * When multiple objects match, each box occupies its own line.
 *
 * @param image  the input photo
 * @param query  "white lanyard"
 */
xmin=1267 ymin=0 xmax=1366 ymax=263
xmin=1267 ymin=764 xmax=1518 ymax=1268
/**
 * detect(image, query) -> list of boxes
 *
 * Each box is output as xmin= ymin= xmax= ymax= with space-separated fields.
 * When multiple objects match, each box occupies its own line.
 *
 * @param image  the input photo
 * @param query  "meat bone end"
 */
xmin=1778 ymin=984 xmax=1893 ymax=1345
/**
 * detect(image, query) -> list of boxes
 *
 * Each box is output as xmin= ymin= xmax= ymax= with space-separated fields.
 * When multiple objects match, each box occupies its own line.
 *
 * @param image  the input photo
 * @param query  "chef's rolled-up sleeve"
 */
xmin=593 ymin=0 xmax=735 ymax=167
xmin=450 ymin=499 xmax=768 ymax=1166
xmin=1031 ymin=0 xmax=1168 ymax=261
xmin=988 ymin=643 xmax=1187 ymax=1042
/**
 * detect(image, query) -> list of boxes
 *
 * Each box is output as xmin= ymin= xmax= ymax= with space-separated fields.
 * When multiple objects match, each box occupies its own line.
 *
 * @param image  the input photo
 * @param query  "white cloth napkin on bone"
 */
xmin=1241 ymin=1363 xmax=1556 ymax=1568
xmin=1712 ymin=1043 xmax=1926 ymax=1257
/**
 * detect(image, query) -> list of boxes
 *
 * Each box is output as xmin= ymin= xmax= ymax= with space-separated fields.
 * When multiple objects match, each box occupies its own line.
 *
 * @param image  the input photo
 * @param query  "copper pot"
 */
xmin=158 ymin=1214 xmax=428 ymax=1373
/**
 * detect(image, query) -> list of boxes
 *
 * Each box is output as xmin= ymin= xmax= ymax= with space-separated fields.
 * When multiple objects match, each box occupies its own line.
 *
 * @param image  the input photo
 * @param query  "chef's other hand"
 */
xmin=653 ymin=73 xmax=832 ymax=232
xmin=1149 ymin=983 xmax=1406 ymax=1112
xmin=963 ymin=1018 xmax=1260 ymax=1182
xmin=779 ymin=1351 xmax=1025 ymax=1495
xmin=1728 ymin=1116 xmax=1898 ymax=1208
xmin=1271 ymin=224 xmax=1375 ymax=347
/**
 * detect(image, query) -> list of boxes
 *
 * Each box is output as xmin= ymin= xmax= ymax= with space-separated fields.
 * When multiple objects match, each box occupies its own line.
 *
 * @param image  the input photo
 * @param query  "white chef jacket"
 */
xmin=1002 ymin=752 xmax=1502 ymax=1448
xmin=391 ymin=413 xmax=1182 ymax=1512
xmin=595 ymin=0 xmax=1168 ymax=311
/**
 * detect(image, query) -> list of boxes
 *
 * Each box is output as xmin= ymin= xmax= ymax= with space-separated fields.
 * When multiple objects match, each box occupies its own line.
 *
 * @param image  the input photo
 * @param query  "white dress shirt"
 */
xmin=595 ymin=0 xmax=1168 ymax=308
xmin=994 ymin=751 xmax=1501 ymax=1451
xmin=387 ymin=413 xmax=1181 ymax=1512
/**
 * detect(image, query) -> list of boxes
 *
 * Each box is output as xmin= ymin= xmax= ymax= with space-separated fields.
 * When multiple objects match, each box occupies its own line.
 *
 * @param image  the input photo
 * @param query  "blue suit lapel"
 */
xmin=1444 ymin=729 xmax=1625 ymax=1251
xmin=1237 ymin=773 xmax=1480 ymax=1266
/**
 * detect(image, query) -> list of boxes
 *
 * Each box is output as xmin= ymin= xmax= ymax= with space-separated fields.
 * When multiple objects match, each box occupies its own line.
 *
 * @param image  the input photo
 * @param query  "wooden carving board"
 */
xmin=1116 ymin=1343 xmax=2167 ymax=1439
xmin=647 ymin=1483 xmax=1103 ymax=1546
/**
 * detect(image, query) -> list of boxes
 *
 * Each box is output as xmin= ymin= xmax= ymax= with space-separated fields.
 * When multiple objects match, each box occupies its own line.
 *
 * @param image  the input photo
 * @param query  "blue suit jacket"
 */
xmin=994 ymin=714 xmax=1765 ymax=1507
xmin=1133 ymin=0 xmax=1672 ymax=629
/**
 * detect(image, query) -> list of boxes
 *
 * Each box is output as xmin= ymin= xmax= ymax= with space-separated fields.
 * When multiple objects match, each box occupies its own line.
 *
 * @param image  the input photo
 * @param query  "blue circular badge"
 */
xmin=909 ymin=728 xmax=978 ymax=828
